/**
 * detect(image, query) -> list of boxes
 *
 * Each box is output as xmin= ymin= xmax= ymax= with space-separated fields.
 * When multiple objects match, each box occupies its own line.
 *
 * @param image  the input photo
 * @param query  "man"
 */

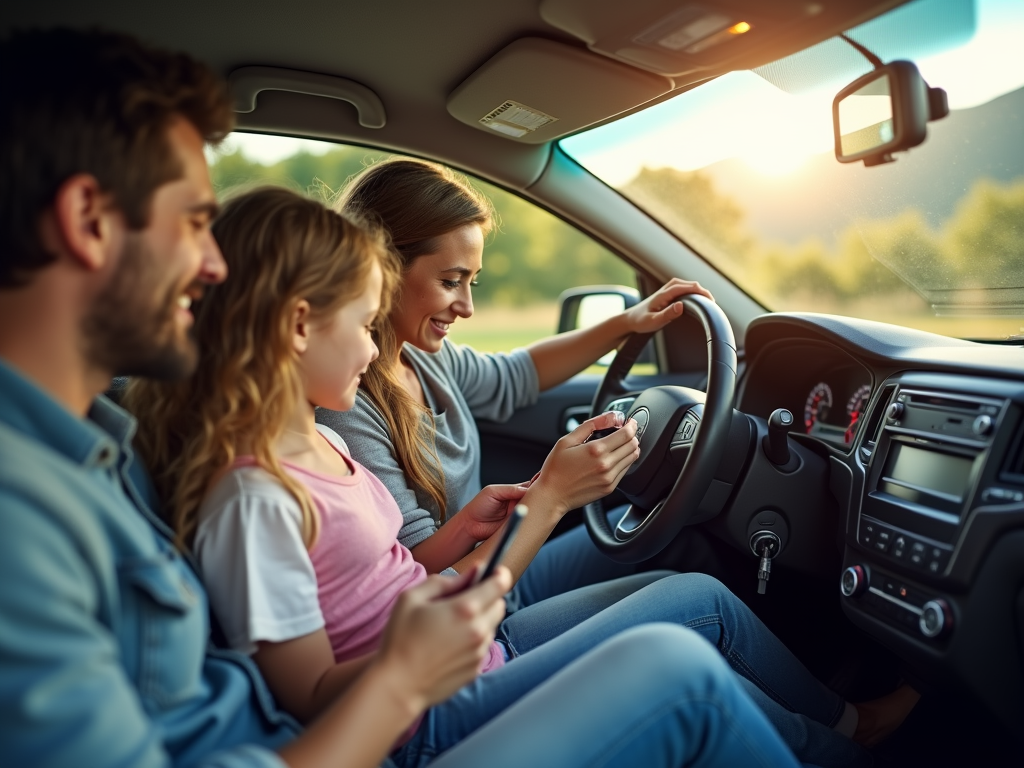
xmin=0 ymin=27 xmax=515 ymax=768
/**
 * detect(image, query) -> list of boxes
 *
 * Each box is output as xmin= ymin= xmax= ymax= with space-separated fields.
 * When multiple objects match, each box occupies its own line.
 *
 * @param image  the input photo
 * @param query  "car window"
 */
xmin=207 ymin=133 xmax=637 ymax=359
xmin=561 ymin=0 xmax=1024 ymax=341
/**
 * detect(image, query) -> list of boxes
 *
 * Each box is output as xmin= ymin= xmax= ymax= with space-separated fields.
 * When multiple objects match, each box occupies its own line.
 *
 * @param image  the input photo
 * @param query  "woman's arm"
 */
xmin=277 ymin=570 xmax=512 ymax=768
xmin=527 ymin=278 xmax=713 ymax=391
xmin=409 ymin=482 xmax=528 ymax=573
xmin=448 ymin=411 xmax=639 ymax=582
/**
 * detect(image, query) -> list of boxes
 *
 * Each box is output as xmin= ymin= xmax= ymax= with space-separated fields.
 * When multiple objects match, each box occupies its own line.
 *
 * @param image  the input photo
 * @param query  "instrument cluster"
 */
xmin=740 ymin=341 xmax=873 ymax=451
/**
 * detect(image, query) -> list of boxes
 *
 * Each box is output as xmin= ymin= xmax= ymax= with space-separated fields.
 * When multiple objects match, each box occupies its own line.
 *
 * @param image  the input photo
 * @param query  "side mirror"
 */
xmin=557 ymin=285 xmax=639 ymax=333
xmin=557 ymin=285 xmax=654 ymax=366
xmin=833 ymin=60 xmax=948 ymax=166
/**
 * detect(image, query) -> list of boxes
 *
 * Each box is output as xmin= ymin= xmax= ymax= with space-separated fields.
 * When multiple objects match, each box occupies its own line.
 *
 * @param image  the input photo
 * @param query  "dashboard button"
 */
xmin=892 ymin=536 xmax=907 ymax=558
xmin=875 ymin=529 xmax=892 ymax=552
xmin=972 ymin=414 xmax=993 ymax=436
xmin=910 ymin=542 xmax=926 ymax=567
xmin=859 ymin=523 xmax=875 ymax=547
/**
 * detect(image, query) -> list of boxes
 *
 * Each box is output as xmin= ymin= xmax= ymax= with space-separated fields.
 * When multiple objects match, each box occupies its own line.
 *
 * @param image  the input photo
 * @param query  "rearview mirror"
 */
xmin=833 ymin=60 xmax=948 ymax=166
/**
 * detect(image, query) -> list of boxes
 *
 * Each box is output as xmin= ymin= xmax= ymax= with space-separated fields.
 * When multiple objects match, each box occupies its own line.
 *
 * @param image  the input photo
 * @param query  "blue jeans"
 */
xmin=507 ymin=511 xmax=640 ymax=611
xmin=508 ymin=518 xmax=871 ymax=768
xmin=393 ymin=624 xmax=803 ymax=768
xmin=501 ymin=572 xmax=871 ymax=768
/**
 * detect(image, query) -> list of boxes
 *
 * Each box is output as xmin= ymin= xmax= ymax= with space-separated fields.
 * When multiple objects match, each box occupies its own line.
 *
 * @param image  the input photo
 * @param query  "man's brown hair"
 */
xmin=0 ymin=27 xmax=235 ymax=287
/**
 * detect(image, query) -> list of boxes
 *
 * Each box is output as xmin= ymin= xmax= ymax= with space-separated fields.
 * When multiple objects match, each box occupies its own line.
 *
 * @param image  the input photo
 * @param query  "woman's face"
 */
xmin=393 ymin=223 xmax=483 ymax=354
xmin=302 ymin=261 xmax=383 ymax=412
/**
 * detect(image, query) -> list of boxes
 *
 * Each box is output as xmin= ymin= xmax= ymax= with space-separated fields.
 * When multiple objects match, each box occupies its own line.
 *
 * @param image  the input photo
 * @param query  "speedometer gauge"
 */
xmin=845 ymin=384 xmax=872 ymax=444
xmin=804 ymin=382 xmax=833 ymax=433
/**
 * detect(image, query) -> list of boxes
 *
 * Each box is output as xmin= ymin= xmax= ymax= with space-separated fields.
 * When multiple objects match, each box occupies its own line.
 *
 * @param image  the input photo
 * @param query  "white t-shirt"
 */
xmin=195 ymin=426 xmax=348 ymax=655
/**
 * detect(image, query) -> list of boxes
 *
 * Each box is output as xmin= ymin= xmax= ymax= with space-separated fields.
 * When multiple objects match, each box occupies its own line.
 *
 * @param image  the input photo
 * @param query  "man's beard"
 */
xmin=82 ymin=233 xmax=199 ymax=381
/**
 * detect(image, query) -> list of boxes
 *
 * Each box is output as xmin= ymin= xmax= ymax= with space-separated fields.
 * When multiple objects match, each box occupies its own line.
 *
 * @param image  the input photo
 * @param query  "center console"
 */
xmin=841 ymin=373 xmax=1024 ymax=643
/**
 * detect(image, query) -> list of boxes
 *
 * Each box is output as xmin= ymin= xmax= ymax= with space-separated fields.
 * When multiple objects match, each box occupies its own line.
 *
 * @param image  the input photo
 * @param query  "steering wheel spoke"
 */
xmin=584 ymin=295 xmax=738 ymax=563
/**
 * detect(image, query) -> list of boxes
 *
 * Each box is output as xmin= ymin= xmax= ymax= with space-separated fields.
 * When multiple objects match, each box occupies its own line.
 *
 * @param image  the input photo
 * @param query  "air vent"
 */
xmin=1000 ymin=415 xmax=1024 ymax=486
xmin=859 ymin=384 xmax=896 ymax=463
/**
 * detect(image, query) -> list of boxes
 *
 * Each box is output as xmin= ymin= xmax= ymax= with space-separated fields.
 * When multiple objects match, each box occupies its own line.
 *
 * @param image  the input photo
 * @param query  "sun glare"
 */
xmin=741 ymin=147 xmax=811 ymax=176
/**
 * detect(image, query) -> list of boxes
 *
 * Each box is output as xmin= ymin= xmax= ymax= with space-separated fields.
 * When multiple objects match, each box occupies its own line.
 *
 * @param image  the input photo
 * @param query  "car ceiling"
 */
xmin=3 ymin=0 xmax=909 ymax=190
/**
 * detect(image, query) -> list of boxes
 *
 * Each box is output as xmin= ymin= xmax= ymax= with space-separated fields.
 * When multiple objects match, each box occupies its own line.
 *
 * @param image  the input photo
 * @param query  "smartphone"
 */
xmin=475 ymin=504 xmax=527 ymax=584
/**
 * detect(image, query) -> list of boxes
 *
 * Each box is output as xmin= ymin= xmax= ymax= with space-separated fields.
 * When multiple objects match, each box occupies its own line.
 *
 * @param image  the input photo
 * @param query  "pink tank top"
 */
xmin=235 ymin=440 xmax=506 ymax=669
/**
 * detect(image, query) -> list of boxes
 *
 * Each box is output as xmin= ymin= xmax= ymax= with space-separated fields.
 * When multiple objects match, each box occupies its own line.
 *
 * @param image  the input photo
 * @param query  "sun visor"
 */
xmin=446 ymin=38 xmax=672 ymax=144
xmin=540 ymin=0 xmax=910 ymax=81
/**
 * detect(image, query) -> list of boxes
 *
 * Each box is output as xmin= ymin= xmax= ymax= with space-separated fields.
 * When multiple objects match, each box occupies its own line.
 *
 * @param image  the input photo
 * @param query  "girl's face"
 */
xmin=301 ymin=261 xmax=383 ymax=412
xmin=393 ymin=223 xmax=483 ymax=354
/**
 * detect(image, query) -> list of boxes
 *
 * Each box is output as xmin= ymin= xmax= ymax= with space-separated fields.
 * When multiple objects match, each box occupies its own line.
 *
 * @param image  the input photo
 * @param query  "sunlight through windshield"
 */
xmin=562 ymin=0 xmax=1024 ymax=340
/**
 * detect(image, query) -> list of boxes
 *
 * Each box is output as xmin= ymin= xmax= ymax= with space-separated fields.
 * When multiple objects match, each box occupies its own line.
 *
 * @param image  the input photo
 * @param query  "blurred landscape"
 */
xmin=210 ymin=81 xmax=1024 ymax=347
xmin=620 ymin=86 xmax=1024 ymax=339
xmin=208 ymin=143 xmax=632 ymax=352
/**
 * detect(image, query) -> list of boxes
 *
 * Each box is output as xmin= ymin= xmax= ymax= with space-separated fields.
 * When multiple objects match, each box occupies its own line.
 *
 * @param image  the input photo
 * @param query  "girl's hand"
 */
xmin=376 ymin=569 xmax=512 ymax=714
xmin=461 ymin=483 xmax=529 ymax=542
xmin=624 ymin=278 xmax=714 ymax=335
xmin=530 ymin=411 xmax=640 ymax=516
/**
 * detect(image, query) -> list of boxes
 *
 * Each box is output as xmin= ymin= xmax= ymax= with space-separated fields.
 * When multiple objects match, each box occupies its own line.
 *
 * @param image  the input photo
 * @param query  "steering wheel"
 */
xmin=584 ymin=294 xmax=738 ymax=563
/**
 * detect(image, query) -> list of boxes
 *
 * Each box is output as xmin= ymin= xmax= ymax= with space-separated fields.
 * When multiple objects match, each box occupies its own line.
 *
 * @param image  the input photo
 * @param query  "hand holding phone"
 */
xmin=475 ymin=504 xmax=527 ymax=584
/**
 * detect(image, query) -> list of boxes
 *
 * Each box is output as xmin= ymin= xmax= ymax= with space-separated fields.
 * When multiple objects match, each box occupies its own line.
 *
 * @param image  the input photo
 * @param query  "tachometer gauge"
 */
xmin=845 ymin=384 xmax=872 ymax=444
xmin=804 ymin=382 xmax=833 ymax=433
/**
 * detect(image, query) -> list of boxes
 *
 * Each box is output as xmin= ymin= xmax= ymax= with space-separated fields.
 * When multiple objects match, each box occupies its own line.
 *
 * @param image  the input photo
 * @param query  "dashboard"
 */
xmin=737 ymin=313 xmax=1024 ymax=736
xmin=737 ymin=340 xmax=873 ymax=450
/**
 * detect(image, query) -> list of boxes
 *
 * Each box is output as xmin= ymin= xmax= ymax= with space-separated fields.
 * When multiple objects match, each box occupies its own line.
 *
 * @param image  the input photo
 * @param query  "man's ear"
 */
xmin=292 ymin=299 xmax=312 ymax=355
xmin=40 ymin=174 xmax=120 ymax=272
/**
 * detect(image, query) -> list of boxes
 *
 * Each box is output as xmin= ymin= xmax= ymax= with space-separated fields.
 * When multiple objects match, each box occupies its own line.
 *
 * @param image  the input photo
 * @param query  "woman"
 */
xmin=126 ymin=186 xmax=805 ymax=768
xmin=317 ymin=157 xmax=711 ymax=596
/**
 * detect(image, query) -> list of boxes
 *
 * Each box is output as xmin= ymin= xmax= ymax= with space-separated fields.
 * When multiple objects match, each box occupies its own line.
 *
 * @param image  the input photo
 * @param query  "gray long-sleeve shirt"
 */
xmin=316 ymin=340 xmax=540 ymax=550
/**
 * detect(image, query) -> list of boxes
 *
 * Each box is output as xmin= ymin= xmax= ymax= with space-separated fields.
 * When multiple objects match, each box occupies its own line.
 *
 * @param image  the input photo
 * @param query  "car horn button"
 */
xmin=631 ymin=407 xmax=651 ymax=443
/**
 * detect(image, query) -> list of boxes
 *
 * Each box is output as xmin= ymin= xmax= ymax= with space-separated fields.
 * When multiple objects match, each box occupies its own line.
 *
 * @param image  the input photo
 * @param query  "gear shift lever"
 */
xmin=763 ymin=408 xmax=799 ymax=471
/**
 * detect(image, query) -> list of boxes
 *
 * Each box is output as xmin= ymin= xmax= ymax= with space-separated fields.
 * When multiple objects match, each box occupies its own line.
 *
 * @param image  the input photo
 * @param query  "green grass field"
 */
xmin=447 ymin=303 xmax=559 ymax=353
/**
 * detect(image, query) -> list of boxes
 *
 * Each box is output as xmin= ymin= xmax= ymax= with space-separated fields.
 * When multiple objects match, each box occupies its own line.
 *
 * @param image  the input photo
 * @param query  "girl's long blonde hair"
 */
xmin=126 ymin=186 xmax=397 ymax=550
xmin=336 ymin=158 xmax=494 ymax=523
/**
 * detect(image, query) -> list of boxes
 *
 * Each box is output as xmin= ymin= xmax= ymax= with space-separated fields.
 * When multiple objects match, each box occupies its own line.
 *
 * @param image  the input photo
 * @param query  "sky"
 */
xmin=206 ymin=132 xmax=338 ymax=166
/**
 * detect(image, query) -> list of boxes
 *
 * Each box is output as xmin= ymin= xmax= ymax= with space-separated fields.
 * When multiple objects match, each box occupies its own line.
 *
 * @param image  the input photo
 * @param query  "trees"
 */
xmin=209 ymin=146 xmax=632 ymax=307
xmin=619 ymin=164 xmax=1024 ymax=316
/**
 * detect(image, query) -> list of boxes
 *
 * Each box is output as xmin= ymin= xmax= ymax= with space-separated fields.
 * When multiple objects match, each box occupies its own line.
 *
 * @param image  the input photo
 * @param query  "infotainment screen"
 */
xmin=883 ymin=443 xmax=974 ymax=502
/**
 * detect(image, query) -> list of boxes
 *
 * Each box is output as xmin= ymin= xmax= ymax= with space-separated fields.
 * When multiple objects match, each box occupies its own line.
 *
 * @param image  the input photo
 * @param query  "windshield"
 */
xmin=561 ymin=0 xmax=1024 ymax=340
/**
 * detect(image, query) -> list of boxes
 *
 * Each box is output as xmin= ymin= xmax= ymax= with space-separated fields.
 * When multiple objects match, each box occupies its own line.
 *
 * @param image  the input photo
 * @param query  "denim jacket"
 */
xmin=0 ymin=359 xmax=299 ymax=768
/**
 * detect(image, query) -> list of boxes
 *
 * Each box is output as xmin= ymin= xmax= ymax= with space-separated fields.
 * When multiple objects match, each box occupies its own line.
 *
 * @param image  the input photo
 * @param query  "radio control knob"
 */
xmin=919 ymin=599 xmax=952 ymax=638
xmin=972 ymin=414 xmax=993 ymax=436
xmin=887 ymin=402 xmax=905 ymax=421
xmin=840 ymin=565 xmax=867 ymax=598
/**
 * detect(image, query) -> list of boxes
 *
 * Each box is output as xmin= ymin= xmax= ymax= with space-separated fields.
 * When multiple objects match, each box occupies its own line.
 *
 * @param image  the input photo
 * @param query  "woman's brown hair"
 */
xmin=336 ymin=157 xmax=494 ymax=522
xmin=126 ymin=186 xmax=397 ymax=550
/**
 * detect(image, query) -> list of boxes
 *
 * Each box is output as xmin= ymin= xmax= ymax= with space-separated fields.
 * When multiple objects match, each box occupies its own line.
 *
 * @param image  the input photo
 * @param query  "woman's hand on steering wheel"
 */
xmin=530 ymin=411 xmax=640 ymax=518
xmin=623 ymin=278 xmax=714 ymax=335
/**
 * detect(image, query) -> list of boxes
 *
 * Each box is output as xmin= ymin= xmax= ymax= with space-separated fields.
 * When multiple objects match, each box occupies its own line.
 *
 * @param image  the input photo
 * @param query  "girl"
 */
xmin=127 ymin=186 xmax=806 ymax=768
